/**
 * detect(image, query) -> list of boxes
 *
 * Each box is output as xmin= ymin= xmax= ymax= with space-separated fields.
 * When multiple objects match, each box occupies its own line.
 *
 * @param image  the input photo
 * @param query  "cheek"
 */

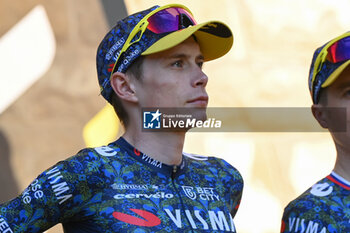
xmin=150 ymin=79 xmax=182 ymax=96
xmin=327 ymin=108 xmax=348 ymax=132
xmin=154 ymin=77 xmax=180 ymax=87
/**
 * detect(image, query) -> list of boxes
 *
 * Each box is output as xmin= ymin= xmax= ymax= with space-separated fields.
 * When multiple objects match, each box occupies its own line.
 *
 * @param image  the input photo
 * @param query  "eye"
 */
xmin=344 ymin=89 xmax=350 ymax=97
xmin=197 ymin=61 xmax=204 ymax=69
xmin=171 ymin=60 xmax=183 ymax=68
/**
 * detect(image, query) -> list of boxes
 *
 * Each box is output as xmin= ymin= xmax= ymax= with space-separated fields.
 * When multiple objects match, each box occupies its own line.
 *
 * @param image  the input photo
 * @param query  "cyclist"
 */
xmin=281 ymin=32 xmax=350 ymax=233
xmin=0 ymin=4 xmax=243 ymax=233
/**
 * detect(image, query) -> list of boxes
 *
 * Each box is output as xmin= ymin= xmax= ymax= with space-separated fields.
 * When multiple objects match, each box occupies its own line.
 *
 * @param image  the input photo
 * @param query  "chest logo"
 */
xmin=310 ymin=183 xmax=333 ymax=197
xmin=113 ymin=209 xmax=161 ymax=227
xmin=182 ymin=186 xmax=197 ymax=200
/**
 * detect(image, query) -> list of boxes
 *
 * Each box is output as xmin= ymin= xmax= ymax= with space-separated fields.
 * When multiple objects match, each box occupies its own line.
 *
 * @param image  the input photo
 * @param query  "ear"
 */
xmin=110 ymin=72 xmax=138 ymax=103
xmin=311 ymin=104 xmax=329 ymax=129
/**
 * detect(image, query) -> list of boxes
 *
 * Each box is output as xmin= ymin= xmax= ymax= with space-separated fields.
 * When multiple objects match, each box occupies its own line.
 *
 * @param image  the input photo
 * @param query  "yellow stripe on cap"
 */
xmin=322 ymin=60 xmax=350 ymax=87
xmin=141 ymin=21 xmax=233 ymax=61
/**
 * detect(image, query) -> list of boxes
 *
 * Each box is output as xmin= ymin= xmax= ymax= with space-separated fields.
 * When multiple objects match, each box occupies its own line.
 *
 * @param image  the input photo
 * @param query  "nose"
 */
xmin=192 ymin=70 xmax=208 ymax=87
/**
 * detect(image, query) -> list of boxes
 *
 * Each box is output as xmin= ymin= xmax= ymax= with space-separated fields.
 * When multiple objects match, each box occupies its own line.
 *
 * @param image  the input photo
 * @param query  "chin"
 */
xmin=189 ymin=107 xmax=207 ymax=121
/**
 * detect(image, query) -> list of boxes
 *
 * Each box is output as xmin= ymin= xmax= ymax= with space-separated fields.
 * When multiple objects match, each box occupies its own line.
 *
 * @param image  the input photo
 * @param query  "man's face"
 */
xmin=133 ymin=37 xmax=209 ymax=109
xmin=321 ymin=66 xmax=350 ymax=146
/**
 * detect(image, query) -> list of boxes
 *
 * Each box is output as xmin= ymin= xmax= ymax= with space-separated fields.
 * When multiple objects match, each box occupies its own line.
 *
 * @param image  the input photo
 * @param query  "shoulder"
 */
xmin=77 ymin=142 xmax=124 ymax=158
xmin=183 ymin=152 xmax=243 ymax=216
xmin=283 ymin=176 xmax=341 ymax=214
xmin=66 ymin=142 xmax=125 ymax=164
xmin=183 ymin=152 xmax=243 ymax=185
xmin=52 ymin=142 xmax=125 ymax=177
xmin=281 ymin=177 xmax=341 ymax=232
xmin=183 ymin=152 xmax=240 ymax=172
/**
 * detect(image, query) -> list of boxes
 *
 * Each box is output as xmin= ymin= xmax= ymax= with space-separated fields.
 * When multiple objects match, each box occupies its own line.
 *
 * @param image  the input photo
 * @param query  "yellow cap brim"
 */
xmin=322 ymin=60 xmax=350 ymax=87
xmin=141 ymin=21 xmax=233 ymax=61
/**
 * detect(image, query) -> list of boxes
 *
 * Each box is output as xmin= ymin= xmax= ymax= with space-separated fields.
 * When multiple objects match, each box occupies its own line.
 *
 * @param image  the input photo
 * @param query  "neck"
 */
xmin=333 ymin=143 xmax=350 ymax=181
xmin=122 ymin=129 xmax=185 ymax=166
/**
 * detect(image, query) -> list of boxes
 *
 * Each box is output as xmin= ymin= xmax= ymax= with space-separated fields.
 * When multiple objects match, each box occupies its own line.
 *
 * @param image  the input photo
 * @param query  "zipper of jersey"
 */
xmin=172 ymin=165 xmax=177 ymax=179
xmin=171 ymin=165 xmax=195 ymax=233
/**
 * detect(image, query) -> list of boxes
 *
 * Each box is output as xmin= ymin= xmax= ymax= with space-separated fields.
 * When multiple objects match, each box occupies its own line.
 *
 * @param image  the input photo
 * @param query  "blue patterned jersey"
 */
xmin=0 ymin=137 xmax=243 ymax=233
xmin=281 ymin=172 xmax=350 ymax=233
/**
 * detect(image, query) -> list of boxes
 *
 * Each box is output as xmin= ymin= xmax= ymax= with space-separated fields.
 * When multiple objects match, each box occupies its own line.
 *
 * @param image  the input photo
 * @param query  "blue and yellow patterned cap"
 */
xmin=308 ymin=32 xmax=350 ymax=104
xmin=96 ymin=4 xmax=233 ymax=103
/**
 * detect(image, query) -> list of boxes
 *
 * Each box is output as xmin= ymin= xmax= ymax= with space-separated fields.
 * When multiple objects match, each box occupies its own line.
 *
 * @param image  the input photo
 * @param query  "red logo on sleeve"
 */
xmin=280 ymin=220 xmax=286 ymax=232
xmin=113 ymin=209 xmax=161 ymax=227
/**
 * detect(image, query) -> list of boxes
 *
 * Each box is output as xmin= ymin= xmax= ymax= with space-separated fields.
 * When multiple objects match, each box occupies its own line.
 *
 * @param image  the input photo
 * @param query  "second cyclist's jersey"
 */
xmin=281 ymin=171 xmax=350 ymax=233
xmin=0 ymin=137 xmax=243 ymax=233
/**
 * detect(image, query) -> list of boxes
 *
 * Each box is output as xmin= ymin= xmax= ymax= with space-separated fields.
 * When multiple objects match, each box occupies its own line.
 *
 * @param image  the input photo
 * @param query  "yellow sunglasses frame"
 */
xmin=311 ymin=31 xmax=350 ymax=86
xmin=108 ymin=4 xmax=194 ymax=79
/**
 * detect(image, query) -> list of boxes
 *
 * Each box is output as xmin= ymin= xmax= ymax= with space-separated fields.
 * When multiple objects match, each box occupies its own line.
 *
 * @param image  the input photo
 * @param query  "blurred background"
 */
xmin=0 ymin=0 xmax=348 ymax=232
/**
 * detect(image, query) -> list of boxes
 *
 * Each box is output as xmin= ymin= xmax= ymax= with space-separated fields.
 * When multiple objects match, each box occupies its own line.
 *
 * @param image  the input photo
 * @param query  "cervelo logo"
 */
xmin=113 ymin=208 xmax=236 ymax=232
xmin=286 ymin=217 xmax=327 ymax=233
xmin=114 ymin=192 xmax=174 ymax=200
xmin=113 ymin=209 xmax=161 ymax=227
xmin=182 ymin=186 xmax=220 ymax=201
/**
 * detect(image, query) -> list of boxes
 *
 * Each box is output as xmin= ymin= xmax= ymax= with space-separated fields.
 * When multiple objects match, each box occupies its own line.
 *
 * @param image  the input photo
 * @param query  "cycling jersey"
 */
xmin=0 ymin=137 xmax=243 ymax=233
xmin=281 ymin=171 xmax=350 ymax=233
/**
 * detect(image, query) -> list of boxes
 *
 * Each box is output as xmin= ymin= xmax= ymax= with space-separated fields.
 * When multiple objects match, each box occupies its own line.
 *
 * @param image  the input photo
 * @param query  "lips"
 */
xmin=187 ymin=96 xmax=209 ymax=106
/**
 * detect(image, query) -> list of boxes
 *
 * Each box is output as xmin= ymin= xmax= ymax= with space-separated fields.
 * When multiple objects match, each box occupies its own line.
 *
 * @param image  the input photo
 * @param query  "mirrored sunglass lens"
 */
xmin=176 ymin=8 xmax=197 ymax=24
xmin=327 ymin=37 xmax=350 ymax=63
xmin=147 ymin=9 xmax=178 ymax=33
xmin=147 ymin=7 xmax=196 ymax=34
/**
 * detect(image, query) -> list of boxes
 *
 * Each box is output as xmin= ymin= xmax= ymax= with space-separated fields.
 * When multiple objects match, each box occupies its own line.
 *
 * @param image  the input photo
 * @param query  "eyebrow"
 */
xmin=166 ymin=53 xmax=204 ymax=61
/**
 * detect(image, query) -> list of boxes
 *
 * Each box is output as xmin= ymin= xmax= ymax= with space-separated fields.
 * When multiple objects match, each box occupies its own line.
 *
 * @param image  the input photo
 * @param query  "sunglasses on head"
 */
xmin=109 ymin=4 xmax=197 ymax=77
xmin=310 ymin=32 xmax=350 ymax=87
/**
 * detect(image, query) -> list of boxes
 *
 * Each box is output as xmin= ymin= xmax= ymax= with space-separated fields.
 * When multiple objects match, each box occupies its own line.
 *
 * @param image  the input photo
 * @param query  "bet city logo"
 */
xmin=182 ymin=186 xmax=220 ymax=201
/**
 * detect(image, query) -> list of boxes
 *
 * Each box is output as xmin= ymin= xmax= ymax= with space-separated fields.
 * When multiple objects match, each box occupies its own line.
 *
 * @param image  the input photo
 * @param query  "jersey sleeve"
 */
xmin=215 ymin=157 xmax=244 ymax=217
xmin=0 ymin=148 xmax=104 ymax=233
xmin=280 ymin=195 xmax=340 ymax=233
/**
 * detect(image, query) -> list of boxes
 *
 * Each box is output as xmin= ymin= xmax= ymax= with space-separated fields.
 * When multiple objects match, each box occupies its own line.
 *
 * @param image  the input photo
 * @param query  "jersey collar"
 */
xmin=114 ymin=137 xmax=187 ymax=177
xmin=327 ymin=171 xmax=350 ymax=190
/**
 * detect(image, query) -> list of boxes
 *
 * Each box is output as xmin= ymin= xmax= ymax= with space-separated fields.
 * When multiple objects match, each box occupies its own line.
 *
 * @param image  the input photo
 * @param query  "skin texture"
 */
xmin=312 ymin=65 xmax=350 ymax=181
xmin=110 ymin=37 xmax=208 ymax=165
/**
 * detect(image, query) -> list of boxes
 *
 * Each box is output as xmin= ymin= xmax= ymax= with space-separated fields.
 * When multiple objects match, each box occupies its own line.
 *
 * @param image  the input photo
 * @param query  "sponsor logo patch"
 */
xmin=113 ymin=209 xmax=161 ymax=227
